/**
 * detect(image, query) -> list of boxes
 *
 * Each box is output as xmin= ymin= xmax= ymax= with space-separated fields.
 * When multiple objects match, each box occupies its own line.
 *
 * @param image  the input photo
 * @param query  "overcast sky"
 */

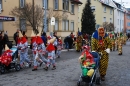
xmin=115 ymin=0 xmax=130 ymax=8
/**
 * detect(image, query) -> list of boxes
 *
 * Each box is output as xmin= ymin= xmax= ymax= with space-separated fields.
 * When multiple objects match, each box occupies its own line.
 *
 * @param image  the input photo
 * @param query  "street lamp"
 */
xmin=44 ymin=0 xmax=47 ymax=33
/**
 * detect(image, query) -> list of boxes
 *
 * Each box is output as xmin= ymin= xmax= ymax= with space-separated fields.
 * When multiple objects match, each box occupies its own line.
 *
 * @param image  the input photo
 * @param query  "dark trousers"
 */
xmin=54 ymin=46 xmax=57 ymax=54
xmin=0 ymin=47 xmax=3 ymax=56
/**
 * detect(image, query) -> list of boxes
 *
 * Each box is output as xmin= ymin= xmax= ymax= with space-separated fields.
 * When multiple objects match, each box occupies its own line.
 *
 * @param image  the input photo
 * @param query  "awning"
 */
xmin=0 ymin=16 xmax=15 ymax=21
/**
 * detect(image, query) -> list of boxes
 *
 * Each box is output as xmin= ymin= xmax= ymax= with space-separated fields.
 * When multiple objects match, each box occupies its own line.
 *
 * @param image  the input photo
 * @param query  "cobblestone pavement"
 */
xmin=0 ymin=42 xmax=130 ymax=86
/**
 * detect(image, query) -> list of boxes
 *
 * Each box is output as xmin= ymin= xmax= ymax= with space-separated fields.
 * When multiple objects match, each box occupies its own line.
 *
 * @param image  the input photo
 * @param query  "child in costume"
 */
xmin=57 ymin=37 xmax=63 ymax=58
xmin=31 ymin=33 xmax=48 ymax=71
xmin=44 ymin=36 xmax=56 ymax=71
xmin=78 ymin=45 xmax=95 ymax=81
xmin=17 ymin=31 xmax=31 ymax=68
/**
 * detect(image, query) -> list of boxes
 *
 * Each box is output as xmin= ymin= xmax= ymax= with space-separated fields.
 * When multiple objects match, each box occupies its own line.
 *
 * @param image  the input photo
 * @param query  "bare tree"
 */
xmin=41 ymin=8 xmax=68 ymax=34
xmin=46 ymin=8 xmax=68 ymax=22
xmin=10 ymin=3 xmax=44 ymax=34
xmin=102 ymin=22 xmax=114 ymax=32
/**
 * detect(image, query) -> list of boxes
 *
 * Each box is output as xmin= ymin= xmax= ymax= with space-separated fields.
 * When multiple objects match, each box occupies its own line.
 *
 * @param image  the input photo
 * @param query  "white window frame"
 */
xmin=71 ymin=21 xmax=74 ymax=31
xmin=20 ymin=0 xmax=25 ymax=8
xmin=20 ymin=19 xmax=26 ymax=31
xmin=54 ymin=20 xmax=59 ymax=31
xmin=103 ymin=17 xmax=106 ymax=22
xmin=0 ymin=22 xmax=3 ymax=31
xmin=71 ymin=4 xmax=74 ymax=14
xmin=54 ymin=0 xmax=58 ymax=10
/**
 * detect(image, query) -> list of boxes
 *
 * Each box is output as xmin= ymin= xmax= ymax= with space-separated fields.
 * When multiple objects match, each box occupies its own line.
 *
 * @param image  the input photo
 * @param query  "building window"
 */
xmin=63 ymin=0 xmax=69 ymax=11
xmin=110 ymin=18 xmax=112 ymax=23
xmin=20 ymin=19 xmax=26 ymax=31
xmin=104 ymin=7 xmax=106 ymax=12
xmin=66 ymin=20 xmax=69 ymax=31
xmin=54 ymin=0 xmax=58 ymax=10
xmin=0 ymin=0 xmax=2 ymax=11
xmin=103 ymin=17 xmax=106 ymax=22
xmin=78 ymin=6 xmax=80 ymax=12
xmin=127 ymin=22 xmax=130 ymax=26
xmin=91 ymin=6 xmax=95 ymax=12
xmin=62 ymin=20 xmax=65 ymax=31
xmin=118 ymin=19 xmax=119 ymax=25
xmin=42 ymin=0 xmax=48 ymax=9
xmin=110 ymin=9 xmax=112 ymax=15
xmin=127 ymin=15 xmax=130 ymax=20
xmin=71 ymin=21 xmax=74 ymax=31
xmin=0 ymin=22 xmax=3 ymax=30
xmin=54 ymin=20 xmax=59 ymax=31
xmin=20 ymin=0 xmax=25 ymax=8
xmin=62 ymin=20 xmax=69 ymax=31
xmin=71 ymin=4 xmax=74 ymax=14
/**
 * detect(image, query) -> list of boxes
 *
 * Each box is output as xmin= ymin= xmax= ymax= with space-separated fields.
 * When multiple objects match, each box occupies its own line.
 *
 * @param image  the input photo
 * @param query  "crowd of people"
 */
xmin=0 ymin=27 xmax=128 ymax=83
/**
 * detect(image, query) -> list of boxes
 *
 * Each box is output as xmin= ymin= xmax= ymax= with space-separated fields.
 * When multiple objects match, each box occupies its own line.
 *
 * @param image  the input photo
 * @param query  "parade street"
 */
xmin=0 ymin=42 xmax=130 ymax=86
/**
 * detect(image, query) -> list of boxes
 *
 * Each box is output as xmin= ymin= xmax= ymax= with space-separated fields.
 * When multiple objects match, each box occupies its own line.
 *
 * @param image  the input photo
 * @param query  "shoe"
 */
xmin=39 ymin=62 xmax=43 ymax=67
xmin=58 ymin=56 xmax=60 ymax=58
xmin=44 ymin=67 xmax=48 ymax=71
xmin=32 ymin=68 xmax=37 ymax=71
xmin=52 ymin=66 xmax=56 ymax=70
xmin=101 ymin=76 xmax=105 ymax=81
xmin=29 ymin=63 xmax=32 ymax=68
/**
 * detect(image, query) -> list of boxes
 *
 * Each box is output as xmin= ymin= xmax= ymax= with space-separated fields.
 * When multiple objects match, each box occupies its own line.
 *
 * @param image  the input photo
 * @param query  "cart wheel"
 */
xmin=96 ymin=77 xmax=101 ymax=85
xmin=0 ymin=66 xmax=5 ymax=74
xmin=77 ymin=81 xmax=80 ymax=86
xmin=15 ymin=64 xmax=20 ymax=71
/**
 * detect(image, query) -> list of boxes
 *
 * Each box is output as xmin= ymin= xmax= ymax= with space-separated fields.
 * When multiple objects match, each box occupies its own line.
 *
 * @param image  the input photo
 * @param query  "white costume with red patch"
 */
xmin=17 ymin=37 xmax=31 ymax=67
xmin=46 ymin=36 xmax=56 ymax=69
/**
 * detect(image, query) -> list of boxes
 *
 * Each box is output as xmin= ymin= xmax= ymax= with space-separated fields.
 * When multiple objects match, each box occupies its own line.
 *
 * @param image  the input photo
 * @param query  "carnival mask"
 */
xmin=98 ymin=27 xmax=105 ymax=37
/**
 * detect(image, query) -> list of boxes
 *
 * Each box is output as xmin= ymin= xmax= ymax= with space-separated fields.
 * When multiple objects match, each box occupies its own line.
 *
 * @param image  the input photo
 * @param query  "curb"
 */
xmin=61 ymin=49 xmax=75 ymax=52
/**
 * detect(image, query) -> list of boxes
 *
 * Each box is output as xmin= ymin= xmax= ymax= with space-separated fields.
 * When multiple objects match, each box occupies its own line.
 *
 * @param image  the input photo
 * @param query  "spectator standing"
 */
xmin=41 ymin=32 xmax=47 ymax=47
xmin=22 ymin=31 xmax=28 ymax=40
xmin=0 ymin=31 xmax=4 ymax=56
xmin=53 ymin=32 xmax=58 ymax=54
xmin=13 ymin=29 xmax=19 ymax=46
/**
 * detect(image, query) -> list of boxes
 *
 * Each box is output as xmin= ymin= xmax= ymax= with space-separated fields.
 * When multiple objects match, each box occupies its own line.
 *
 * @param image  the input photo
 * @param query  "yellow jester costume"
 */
xmin=91 ymin=27 xmax=111 ymax=81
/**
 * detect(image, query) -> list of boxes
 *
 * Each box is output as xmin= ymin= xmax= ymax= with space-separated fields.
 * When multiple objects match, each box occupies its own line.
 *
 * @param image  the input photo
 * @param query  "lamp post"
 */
xmin=44 ymin=0 xmax=47 ymax=32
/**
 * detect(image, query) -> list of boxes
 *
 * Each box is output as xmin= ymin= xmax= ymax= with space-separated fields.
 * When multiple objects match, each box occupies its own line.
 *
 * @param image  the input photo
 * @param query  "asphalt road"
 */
xmin=1 ymin=42 xmax=130 ymax=86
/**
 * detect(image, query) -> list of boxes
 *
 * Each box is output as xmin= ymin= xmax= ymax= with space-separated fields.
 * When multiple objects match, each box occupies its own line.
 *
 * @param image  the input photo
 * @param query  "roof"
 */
xmin=70 ymin=0 xmax=82 ymax=4
xmin=101 ymin=2 xmax=114 ymax=8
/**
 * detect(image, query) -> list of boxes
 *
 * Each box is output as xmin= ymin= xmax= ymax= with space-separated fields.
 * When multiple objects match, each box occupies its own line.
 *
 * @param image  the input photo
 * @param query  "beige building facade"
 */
xmin=78 ymin=0 xmax=114 ymax=31
xmin=0 ymin=0 xmax=82 ymax=42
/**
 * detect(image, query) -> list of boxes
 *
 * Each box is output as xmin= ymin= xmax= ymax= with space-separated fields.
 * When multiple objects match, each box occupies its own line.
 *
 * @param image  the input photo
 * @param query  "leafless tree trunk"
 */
xmin=10 ymin=3 xmax=44 ymax=35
